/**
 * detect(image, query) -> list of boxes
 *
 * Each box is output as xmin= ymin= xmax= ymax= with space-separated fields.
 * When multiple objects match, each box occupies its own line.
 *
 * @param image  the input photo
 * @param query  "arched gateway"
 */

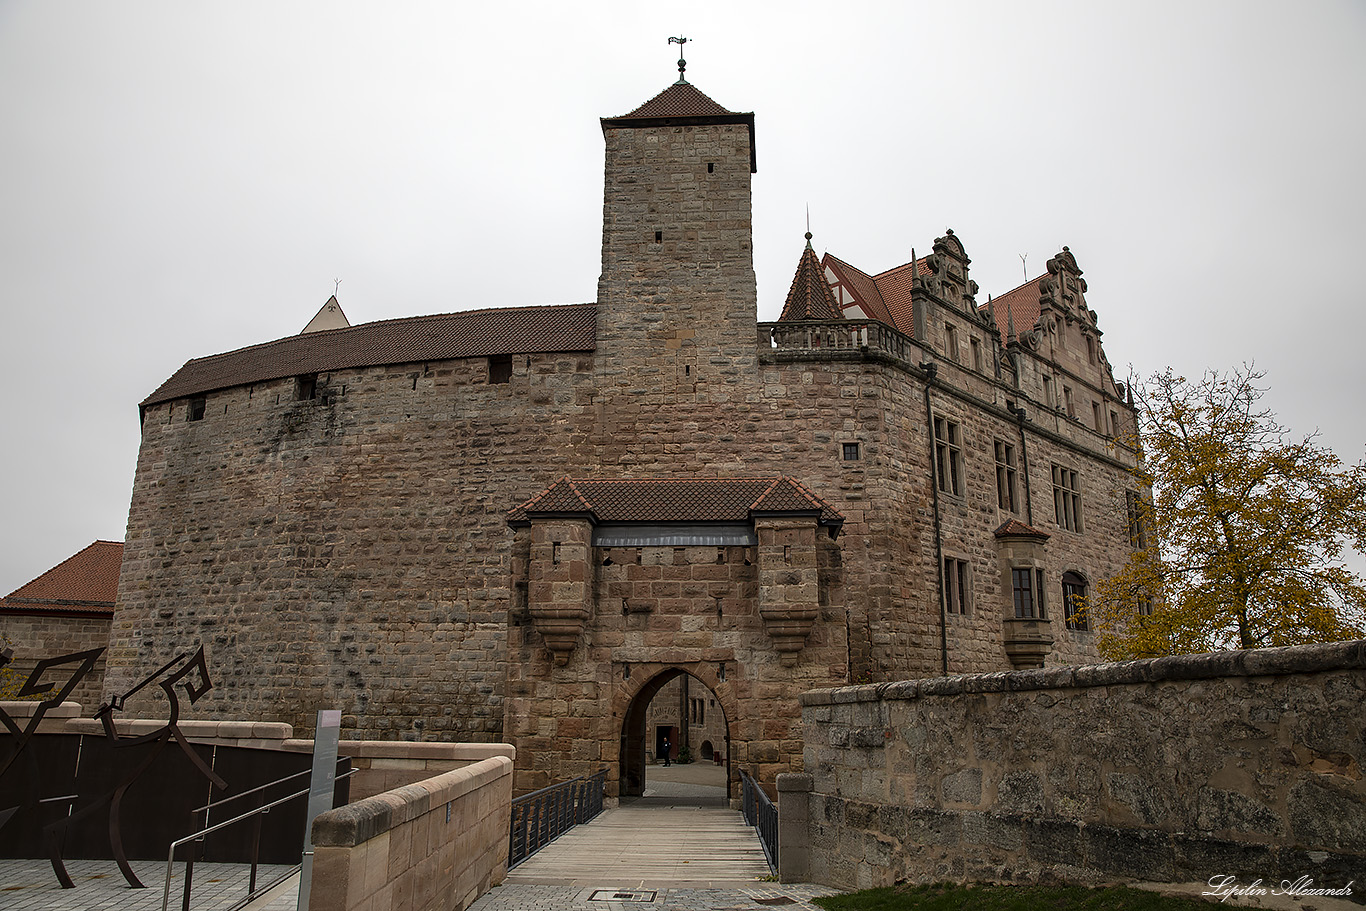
xmin=502 ymin=478 xmax=847 ymax=799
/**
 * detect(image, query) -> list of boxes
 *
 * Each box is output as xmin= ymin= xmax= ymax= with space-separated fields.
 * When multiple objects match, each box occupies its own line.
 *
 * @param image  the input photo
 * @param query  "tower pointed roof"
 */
xmin=601 ymin=82 xmax=757 ymax=172
xmin=612 ymin=82 xmax=736 ymax=119
xmin=778 ymin=234 xmax=842 ymax=322
xmin=302 ymin=295 xmax=350 ymax=334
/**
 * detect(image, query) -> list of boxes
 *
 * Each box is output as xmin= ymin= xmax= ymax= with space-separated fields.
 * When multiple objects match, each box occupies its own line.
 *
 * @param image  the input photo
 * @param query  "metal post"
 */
xmin=297 ymin=709 xmax=342 ymax=911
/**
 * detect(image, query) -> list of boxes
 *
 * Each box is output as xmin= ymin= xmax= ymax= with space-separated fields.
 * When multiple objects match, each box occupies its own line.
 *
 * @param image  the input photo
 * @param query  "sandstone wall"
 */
xmin=789 ymin=641 xmax=1366 ymax=892
xmin=308 ymin=754 xmax=513 ymax=911
xmin=108 ymin=351 xmax=595 ymax=739
xmin=0 ymin=614 xmax=110 ymax=709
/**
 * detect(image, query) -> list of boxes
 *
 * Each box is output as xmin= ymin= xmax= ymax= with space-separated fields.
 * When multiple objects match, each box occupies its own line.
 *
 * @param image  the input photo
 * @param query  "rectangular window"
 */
xmin=945 ymin=324 xmax=960 ymax=362
xmin=970 ymin=337 xmax=983 ymax=372
xmin=1042 ymin=375 xmax=1053 ymax=407
xmin=1012 ymin=567 xmax=1046 ymax=619
xmin=1063 ymin=572 xmax=1089 ymax=631
xmin=943 ymin=557 xmax=970 ymax=615
xmin=1137 ymin=598 xmax=1154 ymax=617
xmin=994 ymin=440 xmax=1017 ymax=513
xmin=188 ymin=396 xmax=206 ymax=422
xmin=1092 ymin=402 xmax=1103 ymax=431
xmin=1086 ymin=336 xmax=1097 ymax=364
xmin=488 ymin=355 xmax=512 ymax=384
xmin=1111 ymin=410 xmax=1120 ymax=437
xmin=933 ymin=416 xmax=963 ymax=496
xmin=1063 ymin=386 xmax=1075 ymax=418
xmin=842 ymin=442 xmax=860 ymax=461
xmin=1127 ymin=491 xmax=1147 ymax=550
xmin=1052 ymin=465 xmax=1083 ymax=532
xmin=296 ymin=374 xmax=317 ymax=401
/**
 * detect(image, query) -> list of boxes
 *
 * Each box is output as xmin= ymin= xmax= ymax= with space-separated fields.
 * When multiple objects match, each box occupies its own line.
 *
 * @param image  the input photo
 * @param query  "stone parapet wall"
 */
xmin=308 ymin=754 xmax=514 ymax=911
xmin=787 ymin=641 xmax=1366 ymax=892
xmin=282 ymin=741 xmax=515 ymax=801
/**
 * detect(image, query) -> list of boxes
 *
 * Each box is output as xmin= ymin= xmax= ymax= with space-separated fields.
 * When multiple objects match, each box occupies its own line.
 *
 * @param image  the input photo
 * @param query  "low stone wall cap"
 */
xmin=802 ymin=640 xmax=1366 ymax=703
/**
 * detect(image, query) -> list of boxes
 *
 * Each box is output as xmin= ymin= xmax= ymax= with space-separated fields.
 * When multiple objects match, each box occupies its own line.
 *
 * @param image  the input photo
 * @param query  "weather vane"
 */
xmin=669 ymin=35 xmax=688 ymax=84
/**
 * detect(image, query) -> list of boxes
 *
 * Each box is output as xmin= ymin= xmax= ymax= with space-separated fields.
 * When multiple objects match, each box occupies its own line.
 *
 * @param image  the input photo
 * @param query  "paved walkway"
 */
xmin=0 ymin=858 xmax=298 ymax=910
xmin=0 ymin=764 xmax=842 ymax=911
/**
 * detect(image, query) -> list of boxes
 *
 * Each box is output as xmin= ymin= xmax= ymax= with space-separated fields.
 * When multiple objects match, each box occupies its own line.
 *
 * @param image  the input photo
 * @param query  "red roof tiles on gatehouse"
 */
xmin=509 ymin=477 xmax=843 ymax=532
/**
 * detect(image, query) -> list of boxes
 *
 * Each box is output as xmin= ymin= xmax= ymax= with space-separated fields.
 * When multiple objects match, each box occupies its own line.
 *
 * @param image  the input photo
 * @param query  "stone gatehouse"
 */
xmin=104 ymin=74 xmax=1144 ymax=798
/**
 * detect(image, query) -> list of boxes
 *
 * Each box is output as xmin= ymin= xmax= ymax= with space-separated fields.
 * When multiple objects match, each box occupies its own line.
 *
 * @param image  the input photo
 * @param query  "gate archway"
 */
xmin=618 ymin=665 xmax=732 ymax=801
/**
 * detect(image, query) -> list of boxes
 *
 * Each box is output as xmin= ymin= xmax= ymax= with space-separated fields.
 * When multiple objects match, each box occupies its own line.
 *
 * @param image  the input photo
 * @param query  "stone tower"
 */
xmin=593 ymin=80 xmax=758 ymax=468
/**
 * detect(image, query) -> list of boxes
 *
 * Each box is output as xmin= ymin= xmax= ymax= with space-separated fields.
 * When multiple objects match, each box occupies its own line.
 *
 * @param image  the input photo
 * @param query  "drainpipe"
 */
xmin=922 ymin=362 xmax=949 ymax=676
xmin=1008 ymin=402 xmax=1034 ymax=527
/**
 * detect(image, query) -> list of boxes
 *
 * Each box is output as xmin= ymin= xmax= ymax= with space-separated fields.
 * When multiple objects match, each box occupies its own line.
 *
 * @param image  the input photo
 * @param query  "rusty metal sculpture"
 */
xmin=0 ymin=646 xmax=104 ymax=834
xmin=0 ymin=645 xmax=227 ymax=889
xmin=42 ymin=646 xmax=227 ymax=889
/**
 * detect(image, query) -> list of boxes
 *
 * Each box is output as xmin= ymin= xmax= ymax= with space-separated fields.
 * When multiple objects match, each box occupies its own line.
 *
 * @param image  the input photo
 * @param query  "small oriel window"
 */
xmin=842 ymin=442 xmax=860 ymax=461
xmin=488 ymin=355 xmax=512 ymax=384
xmin=188 ymin=397 xmax=206 ymax=422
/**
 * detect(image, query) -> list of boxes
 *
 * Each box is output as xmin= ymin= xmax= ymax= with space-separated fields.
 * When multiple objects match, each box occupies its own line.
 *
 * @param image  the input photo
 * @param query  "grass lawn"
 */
xmin=812 ymin=882 xmax=1220 ymax=910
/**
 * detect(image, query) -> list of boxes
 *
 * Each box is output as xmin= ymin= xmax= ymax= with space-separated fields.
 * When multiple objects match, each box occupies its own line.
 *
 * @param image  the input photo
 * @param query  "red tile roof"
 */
xmin=509 ymin=477 xmax=843 ymax=531
xmin=822 ymin=255 xmax=890 ymax=325
xmin=0 ymin=541 xmax=122 ymax=616
xmin=611 ymin=83 xmax=737 ymax=119
xmin=778 ymin=241 xmax=842 ymax=321
xmin=994 ymin=519 xmax=1050 ymax=540
xmin=142 ymin=303 xmax=596 ymax=407
xmin=982 ymin=276 xmax=1043 ymax=345
xmin=820 ymin=254 xmax=930 ymax=336
xmin=871 ymin=257 xmax=931 ymax=336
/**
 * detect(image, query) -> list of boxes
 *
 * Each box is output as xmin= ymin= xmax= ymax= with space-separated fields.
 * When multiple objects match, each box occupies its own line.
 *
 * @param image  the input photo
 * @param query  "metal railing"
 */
xmin=739 ymin=769 xmax=777 ymax=872
xmin=508 ymin=768 xmax=607 ymax=869
xmin=161 ymin=763 xmax=354 ymax=911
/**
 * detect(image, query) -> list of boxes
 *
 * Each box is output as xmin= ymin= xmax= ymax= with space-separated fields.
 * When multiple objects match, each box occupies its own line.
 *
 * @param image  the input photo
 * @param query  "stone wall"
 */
xmin=0 ymin=613 xmax=111 ymax=708
xmin=504 ymin=529 xmax=847 ymax=797
xmin=308 ymin=754 xmax=513 ymax=911
xmin=786 ymin=641 xmax=1366 ymax=892
xmin=108 ymin=351 xmax=596 ymax=740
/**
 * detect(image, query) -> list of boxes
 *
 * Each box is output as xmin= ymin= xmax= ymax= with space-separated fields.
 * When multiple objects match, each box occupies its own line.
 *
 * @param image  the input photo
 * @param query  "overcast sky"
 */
xmin=2 ymin=1 xmax=1363 ymax=593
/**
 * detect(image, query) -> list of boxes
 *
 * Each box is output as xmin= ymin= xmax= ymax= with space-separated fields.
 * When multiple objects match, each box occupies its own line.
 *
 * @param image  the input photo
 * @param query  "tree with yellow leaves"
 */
xmin=1091 ymin=366 xmax=1366 ymax=658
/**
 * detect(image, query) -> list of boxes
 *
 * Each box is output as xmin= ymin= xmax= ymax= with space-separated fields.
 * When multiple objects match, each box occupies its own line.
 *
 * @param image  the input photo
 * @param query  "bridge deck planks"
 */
xmin=504 ymin=803 xmax=772 ymax=887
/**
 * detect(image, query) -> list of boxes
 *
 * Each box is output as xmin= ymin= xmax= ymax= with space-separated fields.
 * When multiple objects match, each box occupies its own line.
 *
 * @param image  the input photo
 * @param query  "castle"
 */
xmin=104 ymin=76 xmax=1143 ymax=797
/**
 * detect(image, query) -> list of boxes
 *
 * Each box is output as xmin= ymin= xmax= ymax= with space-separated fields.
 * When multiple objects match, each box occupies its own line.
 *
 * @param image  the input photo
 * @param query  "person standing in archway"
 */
xmin=661 ymin=736 xmax=671 ymax=767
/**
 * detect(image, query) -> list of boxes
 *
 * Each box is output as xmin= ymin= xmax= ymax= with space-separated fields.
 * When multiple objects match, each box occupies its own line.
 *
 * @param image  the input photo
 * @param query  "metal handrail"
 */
xmin=190 ymin=766 xmax=314 ymax=814
xmin=160 ymin=767 xmax=356 ymax=911
xmin=739 ymin=769 xmax=778 ymax=873
xmin=508 ymin=768 xmax=607 ymax=869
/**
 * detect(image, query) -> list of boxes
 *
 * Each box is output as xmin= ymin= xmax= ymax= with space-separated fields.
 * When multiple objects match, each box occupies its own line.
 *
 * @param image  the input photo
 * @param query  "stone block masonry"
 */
xmin=786 ymin=640 xmax=1366 ymax=893
xmin=108 ymin=352 xmax=597 ymax=739
xmin=308 ymin=754 xmax=513 ymax=911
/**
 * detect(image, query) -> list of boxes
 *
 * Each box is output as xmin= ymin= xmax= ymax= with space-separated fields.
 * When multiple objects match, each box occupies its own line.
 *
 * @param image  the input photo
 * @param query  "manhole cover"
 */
xmin=589 ymin=889 xmax=658 ymax=902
